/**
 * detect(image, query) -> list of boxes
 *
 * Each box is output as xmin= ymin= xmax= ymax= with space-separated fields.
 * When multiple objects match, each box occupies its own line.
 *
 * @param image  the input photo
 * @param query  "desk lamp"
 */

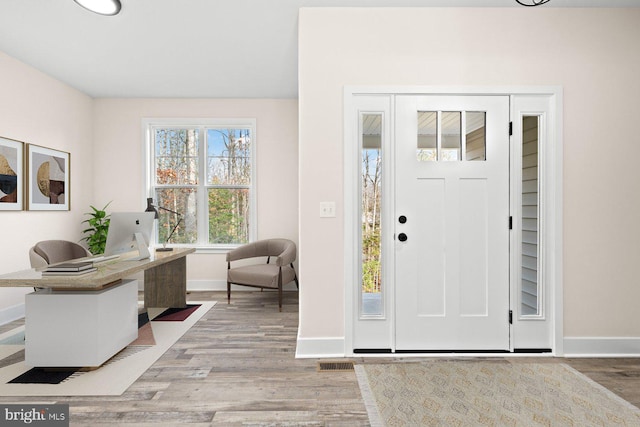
xmin=145 ymin=198 xmax=182 ymax=252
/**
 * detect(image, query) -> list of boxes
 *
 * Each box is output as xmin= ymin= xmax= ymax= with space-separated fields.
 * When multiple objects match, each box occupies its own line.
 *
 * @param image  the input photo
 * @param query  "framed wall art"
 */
xmin=26 ymin=144 xmax=70 ymax=211
xmin=0 ymin=136 xmax=24 ymax=211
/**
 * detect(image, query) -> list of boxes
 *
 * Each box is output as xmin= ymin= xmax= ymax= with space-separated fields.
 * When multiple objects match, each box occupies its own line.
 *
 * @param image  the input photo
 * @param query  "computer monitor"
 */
xmin=104 ymin=212 xmax=155 ymax=260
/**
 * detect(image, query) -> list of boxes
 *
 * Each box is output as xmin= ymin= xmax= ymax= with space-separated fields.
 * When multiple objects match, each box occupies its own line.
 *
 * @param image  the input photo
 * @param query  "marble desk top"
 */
xmin=0 ymin=247 xmax=195 ymax=289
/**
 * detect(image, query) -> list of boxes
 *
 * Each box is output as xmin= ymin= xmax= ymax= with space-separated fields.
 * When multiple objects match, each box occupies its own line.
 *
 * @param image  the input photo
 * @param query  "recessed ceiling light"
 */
xmin=73 ymin=0 xmax=121 ymax=16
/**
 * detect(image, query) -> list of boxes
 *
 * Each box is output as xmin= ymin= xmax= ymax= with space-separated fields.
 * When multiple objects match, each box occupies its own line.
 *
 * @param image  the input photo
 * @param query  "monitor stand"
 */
xmin=128 ymin=232 xmax=151 ymax=261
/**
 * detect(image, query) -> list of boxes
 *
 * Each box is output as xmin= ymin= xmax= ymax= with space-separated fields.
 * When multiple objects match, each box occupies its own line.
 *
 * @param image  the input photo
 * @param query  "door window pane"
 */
xmin=361 ymin=113 xmax=383 ymax=316
xmin=521 ymin=116 xmax=540 ymax=316
xmin=441 ymin=112 xmax=461 ymax=161
xmin=417 ymin=111 xmax=437 ymax=161
xmin=466 ymin=112 xmax=486 ymax=161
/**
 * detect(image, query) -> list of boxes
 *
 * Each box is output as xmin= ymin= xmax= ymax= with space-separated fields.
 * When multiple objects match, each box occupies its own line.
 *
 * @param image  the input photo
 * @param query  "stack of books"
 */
xmin=42 ymin=261 xmax=97 ymax=276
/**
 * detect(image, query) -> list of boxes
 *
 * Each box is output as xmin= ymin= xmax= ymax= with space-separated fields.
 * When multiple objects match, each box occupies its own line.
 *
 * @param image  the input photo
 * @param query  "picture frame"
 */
xmin=0 ymin=136 xmax=25 ymax=211
xmin=26 ymin=144 xmax=70 ymax=211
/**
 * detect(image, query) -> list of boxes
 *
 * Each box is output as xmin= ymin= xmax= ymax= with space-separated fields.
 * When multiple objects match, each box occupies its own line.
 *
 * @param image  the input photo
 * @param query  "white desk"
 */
xmin=25 ymin=279 xmax=138 ymax=367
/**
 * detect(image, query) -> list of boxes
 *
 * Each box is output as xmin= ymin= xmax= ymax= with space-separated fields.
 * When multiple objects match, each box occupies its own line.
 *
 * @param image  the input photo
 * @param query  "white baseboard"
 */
xmin=0 ymin=303 xmax=25 ymax=326
xmin=563 ymin=337 xmax=640 ymax=357
xmin=295 ymin=334 xmax=345 ymax=358
xmin=295 ymin=336 xmax=640 ymax=358
xmin=187 ymin=280 xmax=298 ymax=292
xmin=187 ymin=279 xmax=227 ymax=291
xmin=138 ymin=279 xmax=235 ymax=292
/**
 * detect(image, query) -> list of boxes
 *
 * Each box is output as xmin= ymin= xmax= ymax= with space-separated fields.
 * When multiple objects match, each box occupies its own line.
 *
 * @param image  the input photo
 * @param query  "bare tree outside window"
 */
xmin=207 ymin=128 xmax=251 ymax=244
xmin=154 ymin=129 xmax=198 ymax=244
xmin=362 ymin=148 xmax=382 ymax=294
xmin=150 ymin=123 xmax=254 ymax=247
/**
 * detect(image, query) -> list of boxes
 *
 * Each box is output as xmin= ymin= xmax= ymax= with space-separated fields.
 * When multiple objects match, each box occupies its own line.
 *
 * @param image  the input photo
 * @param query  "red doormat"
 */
xmin=152 ymin=304 xmax=201 ymax=321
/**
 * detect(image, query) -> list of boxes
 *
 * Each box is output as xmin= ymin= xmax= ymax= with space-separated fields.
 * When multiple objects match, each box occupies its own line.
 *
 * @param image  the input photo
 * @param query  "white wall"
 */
xmin=0 ymin=51 xmax=94 ymax=322
xmin=91 ymin=99 xmax=299 ymax=285
xmin=298 ymin=8 xmax=640 ymax=343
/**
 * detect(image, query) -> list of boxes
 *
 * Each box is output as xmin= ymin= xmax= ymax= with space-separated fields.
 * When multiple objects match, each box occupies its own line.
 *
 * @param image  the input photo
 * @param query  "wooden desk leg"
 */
xmin=144 ymin=257 xmax=187 ymax=308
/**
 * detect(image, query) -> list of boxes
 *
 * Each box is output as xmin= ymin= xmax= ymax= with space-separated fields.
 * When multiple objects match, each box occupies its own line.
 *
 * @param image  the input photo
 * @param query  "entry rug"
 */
xmin=0 ymin=301 xmax=214 ymax=396
xmin=355 ymin=361 xmax=640 ymax=426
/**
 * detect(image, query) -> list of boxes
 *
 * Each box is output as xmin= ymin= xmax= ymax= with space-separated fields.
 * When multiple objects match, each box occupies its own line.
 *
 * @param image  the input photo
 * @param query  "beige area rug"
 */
xmin=0 ymin=301 xmax=214 ymax=396
xmin=355 ymin=361 xmax=640 ymax=426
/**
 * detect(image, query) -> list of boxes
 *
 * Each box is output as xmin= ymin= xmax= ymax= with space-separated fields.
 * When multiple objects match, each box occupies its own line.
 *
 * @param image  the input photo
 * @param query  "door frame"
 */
xmin=343 ymin=86 xmax=564 ymax=356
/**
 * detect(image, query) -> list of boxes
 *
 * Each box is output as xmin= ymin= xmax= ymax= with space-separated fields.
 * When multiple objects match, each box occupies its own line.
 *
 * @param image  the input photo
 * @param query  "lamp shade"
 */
xmin=145 ymin=198 xmax=159 ymax=219
xmin=73 ymin=0 xmax=121 ymax=16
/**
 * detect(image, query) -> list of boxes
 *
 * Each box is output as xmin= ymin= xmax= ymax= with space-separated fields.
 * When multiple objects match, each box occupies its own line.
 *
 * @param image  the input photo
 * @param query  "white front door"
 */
xmin=395 ymin=95 xmax=510 ymax=351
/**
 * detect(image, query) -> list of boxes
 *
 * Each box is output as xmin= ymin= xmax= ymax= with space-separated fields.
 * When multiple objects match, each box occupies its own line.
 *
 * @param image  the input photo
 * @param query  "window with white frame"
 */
xmin=145 ymin=119 xmax=256 ymax=249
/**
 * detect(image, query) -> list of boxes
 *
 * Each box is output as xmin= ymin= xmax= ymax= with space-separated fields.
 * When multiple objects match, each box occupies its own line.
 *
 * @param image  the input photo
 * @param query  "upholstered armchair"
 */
xmin=29 ymin=240 xmax=92 ymax=268
xmin=226 ymin=239 xmax=298 ymax=312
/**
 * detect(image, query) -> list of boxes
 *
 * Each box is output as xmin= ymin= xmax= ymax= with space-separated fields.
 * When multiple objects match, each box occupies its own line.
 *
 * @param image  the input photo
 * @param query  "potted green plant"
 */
xmin=81 ymin=202 xmax=111 ymax=255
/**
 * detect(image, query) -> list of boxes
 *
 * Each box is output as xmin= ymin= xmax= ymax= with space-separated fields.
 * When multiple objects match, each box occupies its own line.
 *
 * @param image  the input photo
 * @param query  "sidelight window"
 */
xmin=521 ymin=116 xmax=540 ymax=316
xmin=361 ymin=113 xmax=383 ymax=316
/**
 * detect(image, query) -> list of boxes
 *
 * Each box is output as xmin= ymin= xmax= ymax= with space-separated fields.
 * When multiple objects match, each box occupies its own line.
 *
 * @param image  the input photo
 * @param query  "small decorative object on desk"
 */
xmin=81 ymin=202 xmax=111 ymax=255
xmin=42 ymin=268 xmax=97 ymax=276
xmin=45 ymin=261 xmax=94 ymax=272
xmin=43 ymin=261 xmax=97 ymax=276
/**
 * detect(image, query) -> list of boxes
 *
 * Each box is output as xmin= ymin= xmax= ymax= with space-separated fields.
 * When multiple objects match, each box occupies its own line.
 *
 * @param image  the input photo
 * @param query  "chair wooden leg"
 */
xmin=226 ymin=262 xmax=231 ymax=304
xmin=278 ymin=268 xmax=283 ymax=312
xmin=292 ymin=264 xmax=299 ymax=289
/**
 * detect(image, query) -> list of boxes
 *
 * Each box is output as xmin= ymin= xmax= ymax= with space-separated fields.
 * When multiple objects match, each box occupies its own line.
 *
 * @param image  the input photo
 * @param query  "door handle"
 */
xmin=399 ymin=215 xmax=407 ymax=224
xmin=398 ymin=233 xmax=408 ymax=242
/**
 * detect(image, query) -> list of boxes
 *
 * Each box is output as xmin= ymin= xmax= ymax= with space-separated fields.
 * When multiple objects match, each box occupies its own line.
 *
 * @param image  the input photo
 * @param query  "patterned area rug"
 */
xmin=355 ymin=361 xmax=640 ymax=426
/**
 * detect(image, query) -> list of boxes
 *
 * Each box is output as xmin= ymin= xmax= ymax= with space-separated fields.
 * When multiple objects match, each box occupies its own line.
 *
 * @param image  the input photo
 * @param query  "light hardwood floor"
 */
xmin=1 ymin=290 xmax=639 ymax=426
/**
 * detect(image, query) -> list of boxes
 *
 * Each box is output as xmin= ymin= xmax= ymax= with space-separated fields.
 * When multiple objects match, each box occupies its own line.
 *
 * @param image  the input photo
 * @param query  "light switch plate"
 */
xmin=320 ymin=201 xmax=336 ymax=218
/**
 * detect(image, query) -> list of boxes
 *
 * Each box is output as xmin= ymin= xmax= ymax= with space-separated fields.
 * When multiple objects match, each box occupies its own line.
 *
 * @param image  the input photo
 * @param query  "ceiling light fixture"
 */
xmin=73 ymin=0 xmax=121 ymax=16
xmin=515 ymin=0 xmax=550 ymax=5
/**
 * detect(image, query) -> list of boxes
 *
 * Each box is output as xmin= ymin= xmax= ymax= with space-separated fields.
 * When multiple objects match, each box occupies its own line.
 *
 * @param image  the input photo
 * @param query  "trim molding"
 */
xmin=295 ymin=334 xmax=345 ymax=358
xmin=563 ymin=337 xmax=640 ymax=357
xmin=344 ymin=86 xmax=564 ymax=355
xmin=0 ymin=303 xmax=25 ymax=326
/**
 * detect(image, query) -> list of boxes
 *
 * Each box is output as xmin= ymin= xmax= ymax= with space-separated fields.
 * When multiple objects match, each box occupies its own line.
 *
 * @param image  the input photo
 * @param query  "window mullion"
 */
xmin=198 ymin=125 xmax=208 ymax=246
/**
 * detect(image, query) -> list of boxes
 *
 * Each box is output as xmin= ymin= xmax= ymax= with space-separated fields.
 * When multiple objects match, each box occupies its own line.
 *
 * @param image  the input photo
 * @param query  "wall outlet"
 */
xmin=320 ymin=201 xmax=336 ymax=218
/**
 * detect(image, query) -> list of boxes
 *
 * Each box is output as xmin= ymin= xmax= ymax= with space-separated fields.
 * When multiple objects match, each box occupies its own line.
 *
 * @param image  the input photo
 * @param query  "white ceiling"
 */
xmin=1 ymin=0 xmax=638 ymax=99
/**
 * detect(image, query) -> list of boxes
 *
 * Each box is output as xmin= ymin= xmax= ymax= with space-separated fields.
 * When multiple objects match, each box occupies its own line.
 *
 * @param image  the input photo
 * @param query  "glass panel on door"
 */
xmin=521 ymin=116 xmax=540 ymax=316
xmin=441 ymin=111 xmax=461 ymax=161
xmin=417 ymin=111 xmax=437 ymax=161
xmin=465 ymin=112 xmax=486 ymax=161
xmin=418 ymin=111 xmax=486 ymax=162
xmin=361 ymin=113 xmax=383 ymax=316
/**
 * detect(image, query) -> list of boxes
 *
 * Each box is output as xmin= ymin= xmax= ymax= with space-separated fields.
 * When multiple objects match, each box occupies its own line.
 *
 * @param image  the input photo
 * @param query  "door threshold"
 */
xmin=396 ymin=349 xmax=510 ymax=354
xmin=352 ymin=348 xmax=553 ymax=356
